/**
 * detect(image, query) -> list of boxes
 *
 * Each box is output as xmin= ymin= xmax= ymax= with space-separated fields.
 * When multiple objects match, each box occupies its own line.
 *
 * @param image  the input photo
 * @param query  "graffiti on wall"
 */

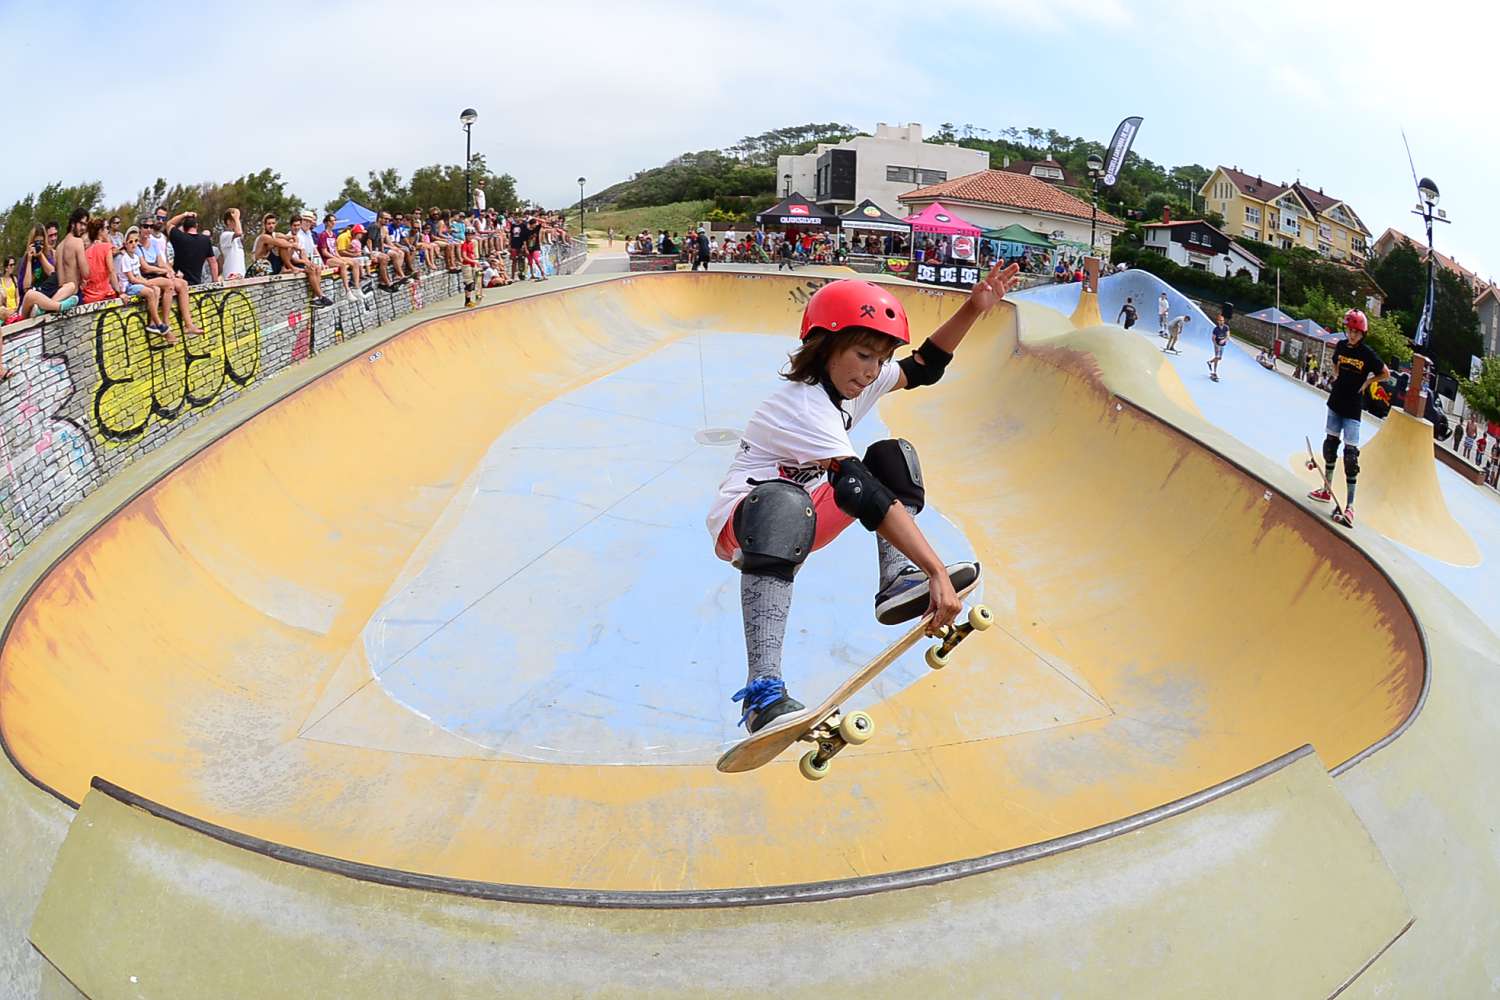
xmin=93 ymin=289 xmax=260 ymax=442
xmin=0 ymin=329 xmax=101 ymax=563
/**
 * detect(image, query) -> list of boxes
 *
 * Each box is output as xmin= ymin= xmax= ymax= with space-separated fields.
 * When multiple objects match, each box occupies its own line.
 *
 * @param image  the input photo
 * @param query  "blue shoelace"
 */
xmin=731 ymin=676 xmax=787 ymax=728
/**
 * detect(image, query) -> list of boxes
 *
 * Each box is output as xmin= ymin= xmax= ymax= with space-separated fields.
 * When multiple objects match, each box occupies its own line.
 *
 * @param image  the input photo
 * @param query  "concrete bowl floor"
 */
xmin=0 ymin=273 xmax=1426 ymax=893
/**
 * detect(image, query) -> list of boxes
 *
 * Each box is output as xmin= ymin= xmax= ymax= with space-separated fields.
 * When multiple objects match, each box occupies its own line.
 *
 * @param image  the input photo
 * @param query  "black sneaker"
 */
xmin=313 ymin=295 xmax=334 ymax=307
xmin=874 ymin=561 xmax=981 ymax=625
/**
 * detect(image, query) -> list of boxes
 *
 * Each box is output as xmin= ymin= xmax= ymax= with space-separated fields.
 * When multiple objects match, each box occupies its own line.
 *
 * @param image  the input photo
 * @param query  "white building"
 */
xmin=1141 ymin=221 xmax=1263 ymax=281
xmin=775 ymin=123 xmax=989 ymax=217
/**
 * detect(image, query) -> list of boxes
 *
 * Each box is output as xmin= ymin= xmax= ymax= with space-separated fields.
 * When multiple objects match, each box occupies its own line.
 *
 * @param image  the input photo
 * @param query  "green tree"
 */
xmin=1459 ymin=354 xmax=1500 ymax=424
xmin=1370 ymin=241 xmax=1424 ymax=315
xmin=405 ymin=155 xmax=517 ymax=213
xmin=0 ymin=181 xmax=106 ymax=262
xmin=1365 ymin=312 xmax=1414 ymax=368
xmin=325 ymin=176 xmax=373 ymax=214
xmin=1427 ymin=268 xmax=1483 ymax=376
xmin=367 ymin=168 xmax=411 ymax=213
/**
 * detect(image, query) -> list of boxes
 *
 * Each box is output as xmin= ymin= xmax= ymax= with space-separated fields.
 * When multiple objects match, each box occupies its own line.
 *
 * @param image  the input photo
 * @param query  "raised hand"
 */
xmin=969 ymin=261 xmax=1021 ymax=313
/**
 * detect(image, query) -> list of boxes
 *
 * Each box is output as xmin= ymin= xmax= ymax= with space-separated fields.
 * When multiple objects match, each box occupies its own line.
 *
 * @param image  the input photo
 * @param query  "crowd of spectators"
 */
xmin=0 ymin=201 xmax=576 ymax=354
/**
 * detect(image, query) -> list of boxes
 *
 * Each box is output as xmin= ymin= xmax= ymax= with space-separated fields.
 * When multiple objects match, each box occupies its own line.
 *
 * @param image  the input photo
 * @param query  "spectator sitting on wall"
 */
xmin=317 ymin=213 xmax=365 ymax=297
xmin=80 ymin=218 xmax=124 ymax=305
xmin=251 ymin=213 xmax=294 ymax=277
xmin=364 ymin=215 xmax=408 ymax=287
xmin=292 ymin=212 xmax=339 ymax=309
xmin=164 ymin=211 xmax=218 ymax=285
xmin=56 ymin=209 xmax=91 ymax=300
xmin=135 ymin=218 xmax=202 ymax=334
xmin=218 ymin=209 xmax=246 ymax=281
xmin=116 ymin=227 xmax=170 ymax=337
xmin=1 ymin=256 xmax=17 ymax=315
xmin=17 ymin=224 xmax=78 ymax=316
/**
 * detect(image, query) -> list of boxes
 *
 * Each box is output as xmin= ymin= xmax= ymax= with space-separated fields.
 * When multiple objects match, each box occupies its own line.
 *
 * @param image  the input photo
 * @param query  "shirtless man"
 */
xmin=55 ymin=209 xmax=91 ymax=295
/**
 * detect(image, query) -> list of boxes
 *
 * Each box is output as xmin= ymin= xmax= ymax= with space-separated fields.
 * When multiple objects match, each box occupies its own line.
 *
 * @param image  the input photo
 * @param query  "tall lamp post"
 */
xmin=577 ymin=176 xmax=586 ymax=239
xmin=460 ymin=108 xmax=478 ymax=209
xmin=1085 ymin=154 xmax=1104 ymax=252
xmin=1406 ymin=176 xmax=1448 ymax=416
xmin=783 ymin=173 xmax=792 ymax=197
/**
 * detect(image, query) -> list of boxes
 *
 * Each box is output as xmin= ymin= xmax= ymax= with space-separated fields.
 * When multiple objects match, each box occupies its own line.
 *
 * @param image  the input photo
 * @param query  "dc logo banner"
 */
xmin=914 ymin=263 xmax=982 ymax=290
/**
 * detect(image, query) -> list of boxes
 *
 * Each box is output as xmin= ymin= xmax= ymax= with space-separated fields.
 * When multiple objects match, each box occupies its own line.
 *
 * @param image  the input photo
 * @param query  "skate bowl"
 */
xmin=2 ymin=269 xmax=1496 ymax=995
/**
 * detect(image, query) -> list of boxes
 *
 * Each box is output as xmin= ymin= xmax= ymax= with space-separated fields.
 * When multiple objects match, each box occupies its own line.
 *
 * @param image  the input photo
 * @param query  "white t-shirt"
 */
xmin=297 ymin=229 xmax=322 ymax=266
xmin=706 ymin=362 xmax=902 ymax=540
xmin=219 ymin=230 xmax=245 ymax=278
xmin=474 ymin=188 xmax=486 ymax=211
xmin=1158 ymin=296 xmax=1169 ymax=318
xmin=117 ymin=250 xmax=144 ymax=286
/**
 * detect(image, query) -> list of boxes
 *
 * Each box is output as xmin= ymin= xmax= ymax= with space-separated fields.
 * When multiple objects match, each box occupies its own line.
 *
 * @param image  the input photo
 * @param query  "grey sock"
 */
xmin=1346 ymin=479 xmax=1357 ymax=506
xmin=877 ymin=504 xmax=920 ymax=592
xmin=741 ymin=573 xmax=793 ymax=689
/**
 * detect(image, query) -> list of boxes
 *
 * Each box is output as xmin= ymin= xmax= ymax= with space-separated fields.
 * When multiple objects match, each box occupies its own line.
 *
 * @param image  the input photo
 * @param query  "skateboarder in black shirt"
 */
xmin=1308 ymin=309 xmax=1388 ymax=526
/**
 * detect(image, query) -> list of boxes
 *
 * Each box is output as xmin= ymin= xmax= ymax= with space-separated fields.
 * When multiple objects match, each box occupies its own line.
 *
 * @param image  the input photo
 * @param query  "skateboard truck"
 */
xmin=798 ymin=604 xmax=995 ymax=781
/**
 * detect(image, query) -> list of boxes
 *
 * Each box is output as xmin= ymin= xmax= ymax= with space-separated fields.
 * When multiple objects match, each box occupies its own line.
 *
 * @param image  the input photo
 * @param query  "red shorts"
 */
xmin=714 ymin=482 xmax=855 ymax=562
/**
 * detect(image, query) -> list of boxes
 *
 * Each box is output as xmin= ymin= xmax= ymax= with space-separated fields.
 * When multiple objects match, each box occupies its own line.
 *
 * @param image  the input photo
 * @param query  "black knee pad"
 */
xmin=1322 ymin=435 xmax=1340 ymax=466
xmin=1343 ymin=445 xmax=1361 ymax=479
xmin=733 ymin=480 xmax=816 ymax=582
xmin=863 ymin=438 xmax=925 ymax=514
xmin=831 ymin=457 xmax=898 ymax=531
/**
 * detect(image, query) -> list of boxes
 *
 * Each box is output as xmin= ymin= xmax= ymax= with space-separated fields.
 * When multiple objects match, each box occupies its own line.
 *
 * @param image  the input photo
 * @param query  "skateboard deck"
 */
xmin=717 ymin=577 xmax=988 ymax=779
xmin=1304 ymin=435 xmax=1349 ymax=524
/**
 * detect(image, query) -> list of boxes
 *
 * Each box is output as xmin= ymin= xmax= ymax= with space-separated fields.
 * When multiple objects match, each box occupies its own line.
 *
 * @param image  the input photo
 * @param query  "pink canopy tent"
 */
xmin=903 ymin=201 xmax=980 ymax=236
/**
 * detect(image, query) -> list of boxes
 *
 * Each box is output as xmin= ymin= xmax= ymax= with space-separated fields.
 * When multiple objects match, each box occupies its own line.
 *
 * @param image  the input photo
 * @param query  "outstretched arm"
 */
xmin=896 ymin=261 xmax=1020 ymax=389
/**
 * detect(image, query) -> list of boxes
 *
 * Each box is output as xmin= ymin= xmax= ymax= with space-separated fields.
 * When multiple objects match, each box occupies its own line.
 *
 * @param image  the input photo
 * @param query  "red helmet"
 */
xmin=351 ymin=223 xmax=366 ymax=235
xmin=1344 ymin=308 xmax=1367 ymax=333
xmin=799 ymin=279 xmax=910 ymax=344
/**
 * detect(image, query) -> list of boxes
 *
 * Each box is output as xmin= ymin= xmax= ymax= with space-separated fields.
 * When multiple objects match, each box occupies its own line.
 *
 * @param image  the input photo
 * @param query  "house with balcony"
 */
xmin=1140 ymin=220 xmax=1263 ymax=281
xmin=1199 ymin=166 xmax=1370 ymax=262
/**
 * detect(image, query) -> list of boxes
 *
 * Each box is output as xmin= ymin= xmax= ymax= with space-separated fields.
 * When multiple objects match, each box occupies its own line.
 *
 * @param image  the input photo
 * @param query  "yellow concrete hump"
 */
xmin=1070 ymin=288 xmax=1103 ymax=328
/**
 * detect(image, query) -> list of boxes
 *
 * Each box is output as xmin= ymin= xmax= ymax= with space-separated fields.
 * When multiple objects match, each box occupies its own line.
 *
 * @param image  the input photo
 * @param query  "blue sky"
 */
xmin=5 ymin=0 xmax=1491 ymax=280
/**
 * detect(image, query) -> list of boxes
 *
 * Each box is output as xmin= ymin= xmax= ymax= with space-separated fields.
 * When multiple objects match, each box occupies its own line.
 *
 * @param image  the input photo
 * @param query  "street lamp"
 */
xmin=577 ymin=176 xmax=586 ymax=239
xmin=459 ymin=108 xmax=478 ymax=209
xmin=783 ymin=173 xmax=792 ymax=197
xmin=1086 ymin=153 xmax=1104 ymax=252
xmin=1404 ymin=175 xmax=1448 ymax=416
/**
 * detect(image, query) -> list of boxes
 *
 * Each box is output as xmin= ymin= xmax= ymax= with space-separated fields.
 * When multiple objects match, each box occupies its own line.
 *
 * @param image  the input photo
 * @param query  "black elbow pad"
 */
xmin=898 ymin=338 xmax=954 ymax=389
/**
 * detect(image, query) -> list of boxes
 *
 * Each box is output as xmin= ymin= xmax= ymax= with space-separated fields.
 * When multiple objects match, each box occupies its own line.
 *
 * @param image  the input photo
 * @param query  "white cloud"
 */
xmin=3 ymin=0 xmax=1494 ymax=278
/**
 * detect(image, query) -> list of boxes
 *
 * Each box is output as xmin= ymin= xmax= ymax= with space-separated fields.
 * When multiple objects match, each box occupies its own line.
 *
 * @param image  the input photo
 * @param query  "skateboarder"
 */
xmin=1163 ymin=313 xmax=1189 ymax=353
xmin=1157 ymin=292 xmax=1170 ymax=337
xmin=1308 ymin=309 xmax=1388 ymax=526
xmin=708 ymin=266 xmax=1021 ymax=732
xmin=1207 ymin=312 xmax=1229 ymax=380
xmin=1116 ymin=296 xmax=1138 ymax=330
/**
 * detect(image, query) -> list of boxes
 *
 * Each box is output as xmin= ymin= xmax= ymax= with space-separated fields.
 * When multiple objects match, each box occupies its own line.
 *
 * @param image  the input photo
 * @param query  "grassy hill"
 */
xmin=582 ymin=200 xmax=714 ymax=238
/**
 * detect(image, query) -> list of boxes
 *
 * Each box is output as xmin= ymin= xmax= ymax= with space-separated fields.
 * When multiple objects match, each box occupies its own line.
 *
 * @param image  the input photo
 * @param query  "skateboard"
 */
xmin=1304 ymin=436 xmax=1350 ymax=525
xmin=716 ymin=577 xmax=990 ymax=780
xmin=1161 ymin=347 xmax=1181 ymax=355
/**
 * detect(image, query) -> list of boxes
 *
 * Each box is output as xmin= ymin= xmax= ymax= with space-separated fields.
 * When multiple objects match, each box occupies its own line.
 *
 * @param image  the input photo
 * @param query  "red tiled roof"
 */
xmin=999 ymin=158 xmax=1079 ymax=187
xmin=1376 ymin=228 xmax=1491 ymax=292
xmin=1216 ymin=167 xmax=1365 ymax=229
xmin=898 ymin=169 xmax=1122 ymax=226
xmin=1217 ymin=166 xmax=1289 ymax=204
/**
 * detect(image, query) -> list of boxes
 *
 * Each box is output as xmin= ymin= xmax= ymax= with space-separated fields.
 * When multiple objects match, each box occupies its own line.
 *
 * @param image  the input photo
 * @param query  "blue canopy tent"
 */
xmin=1246 ymin=306 xmax=1296 ymax=326
xmin=315 ymin=199 xmax=378 ymax=234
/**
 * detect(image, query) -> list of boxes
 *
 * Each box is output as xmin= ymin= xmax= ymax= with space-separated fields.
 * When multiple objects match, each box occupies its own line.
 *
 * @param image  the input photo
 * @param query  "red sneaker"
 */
xmin=1308 ymin=487 xmax=1334 ymax=502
